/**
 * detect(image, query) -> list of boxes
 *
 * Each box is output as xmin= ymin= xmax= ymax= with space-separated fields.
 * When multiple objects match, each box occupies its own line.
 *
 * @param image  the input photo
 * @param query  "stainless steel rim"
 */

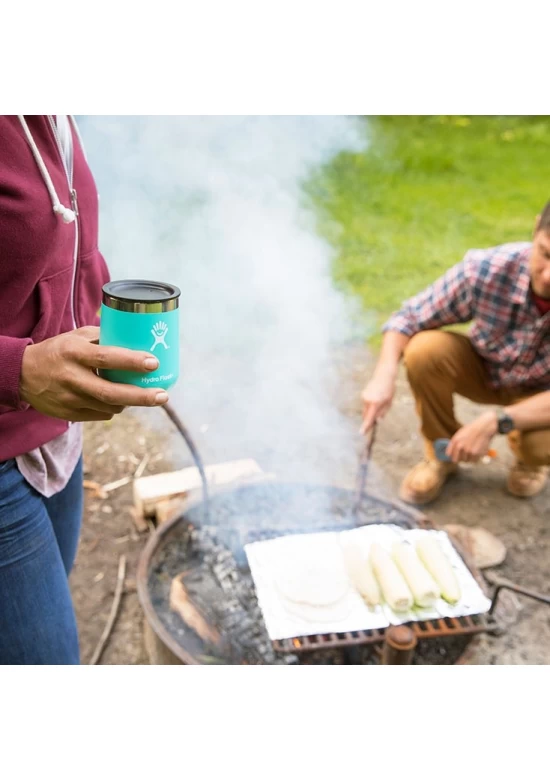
xmin=102 ymin=279 xmax=180 ymax=313
xmin=102 ymin=294 xmax=179 ymax=313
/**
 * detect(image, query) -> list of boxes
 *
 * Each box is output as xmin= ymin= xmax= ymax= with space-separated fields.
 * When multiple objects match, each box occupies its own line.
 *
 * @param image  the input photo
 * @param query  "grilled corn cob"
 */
xmin=416 ymin=537 xmax=461 ymax=604
xmin=370 ymin=542 xmax=413 ymax=612
xmin=342 ymin=543 xmax=381 ymax=607
xmin=392 ymin=541 xmax=440 ymax=608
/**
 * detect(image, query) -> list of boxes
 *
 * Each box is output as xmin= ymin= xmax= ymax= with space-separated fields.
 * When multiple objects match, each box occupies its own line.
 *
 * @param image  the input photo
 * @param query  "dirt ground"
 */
xmin=74 ymin=347 xmax=550 ymax=665
xmin=74 ymin=411 xmax=190 ymax=665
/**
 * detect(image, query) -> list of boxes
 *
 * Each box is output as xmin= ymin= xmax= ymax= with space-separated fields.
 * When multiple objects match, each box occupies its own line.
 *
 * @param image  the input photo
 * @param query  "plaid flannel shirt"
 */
xmin=383 ymin=242 xmax=550 ymax=390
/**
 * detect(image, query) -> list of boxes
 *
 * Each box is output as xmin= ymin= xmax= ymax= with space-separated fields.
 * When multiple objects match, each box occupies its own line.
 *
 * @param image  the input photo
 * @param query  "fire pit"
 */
xmin=137 ymin=482 xmax=499 ymax=665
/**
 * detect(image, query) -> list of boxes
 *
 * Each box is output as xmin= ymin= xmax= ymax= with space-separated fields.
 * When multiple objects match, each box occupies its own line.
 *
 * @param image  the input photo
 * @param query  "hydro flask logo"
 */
xmin=150 ymin=321 xmax=170 ymax=352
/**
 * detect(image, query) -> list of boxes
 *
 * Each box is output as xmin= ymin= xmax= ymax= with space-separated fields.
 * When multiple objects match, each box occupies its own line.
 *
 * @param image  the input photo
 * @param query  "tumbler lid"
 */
xmin=102 ymin=280 xmax=180 ymax=313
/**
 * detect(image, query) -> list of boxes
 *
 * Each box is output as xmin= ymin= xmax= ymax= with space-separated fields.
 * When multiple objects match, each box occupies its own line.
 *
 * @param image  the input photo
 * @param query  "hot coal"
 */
xmin=149 ymin=523 xmax=296 ymax=664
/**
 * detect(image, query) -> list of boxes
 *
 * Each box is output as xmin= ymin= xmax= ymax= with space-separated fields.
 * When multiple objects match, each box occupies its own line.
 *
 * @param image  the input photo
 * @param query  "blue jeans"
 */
xmin=0 ymin=456 xmax=83 ymax=664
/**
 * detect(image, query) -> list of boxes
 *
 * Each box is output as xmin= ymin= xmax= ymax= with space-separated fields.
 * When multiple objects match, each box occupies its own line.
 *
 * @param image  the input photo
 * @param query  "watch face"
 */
xmin=498 ymin=415 xmax=514 ymax=434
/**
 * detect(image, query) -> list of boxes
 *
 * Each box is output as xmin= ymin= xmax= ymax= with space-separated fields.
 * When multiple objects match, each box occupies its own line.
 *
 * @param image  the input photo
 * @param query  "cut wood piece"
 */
xmin=169 ymin=574 xmax=221 ymax=646
xmin=443 ymin=524 xmax=507 ymax=569
xmin=133 ymin=459 xmax=265 ymax=518
xmin=128 ymin=506 xmax=149 ymax=534
xmin=155 ymin=497 xmax=187 ymax=526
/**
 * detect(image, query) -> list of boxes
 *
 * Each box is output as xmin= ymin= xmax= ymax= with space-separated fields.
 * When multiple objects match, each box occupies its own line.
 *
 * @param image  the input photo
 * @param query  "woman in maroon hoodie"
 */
xmin=0 ymin=116 xmax=169 ymax=664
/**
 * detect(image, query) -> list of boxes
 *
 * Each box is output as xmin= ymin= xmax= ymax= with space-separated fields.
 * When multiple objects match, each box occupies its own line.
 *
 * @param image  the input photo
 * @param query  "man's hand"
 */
xmin=20 ymin=326 xmax=169 ymax=422
xmin=446 ymin=411 xmax=498 ymax=463
xmin=360 ymin=370 xmax=396 ymax=434
xmin=359 ymin=331 xmax=410 ymax=435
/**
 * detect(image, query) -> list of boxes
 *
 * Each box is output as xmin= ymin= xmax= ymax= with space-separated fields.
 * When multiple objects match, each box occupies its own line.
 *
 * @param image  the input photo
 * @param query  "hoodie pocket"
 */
xmin=75 ymin=247 xmax=110 ymax=327
xmin=31 ymin=265 xmax=74 ymax=343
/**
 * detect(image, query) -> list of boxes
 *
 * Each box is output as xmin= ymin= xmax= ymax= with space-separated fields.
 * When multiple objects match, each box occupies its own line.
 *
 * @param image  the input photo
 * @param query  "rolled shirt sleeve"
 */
xmin=382 ymin=251 xmax=479 ymax=337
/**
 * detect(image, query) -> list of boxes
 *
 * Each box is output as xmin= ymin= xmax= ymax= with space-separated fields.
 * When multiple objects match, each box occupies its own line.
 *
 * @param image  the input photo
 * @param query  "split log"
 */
xmin=133 ymin=458 xmax=264 ymax=519
xmin=155 ymin=497 xmax=187 ymax=526
xmin=169 ymin=574 xmax=221 ymax=646
xmin=128 ymin=506 xmax=149 ymax=534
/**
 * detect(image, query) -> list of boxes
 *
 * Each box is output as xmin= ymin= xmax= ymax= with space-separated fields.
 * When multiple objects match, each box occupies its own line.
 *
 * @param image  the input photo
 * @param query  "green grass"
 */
xmin=307 ymin=116 xmax=550 ymax=344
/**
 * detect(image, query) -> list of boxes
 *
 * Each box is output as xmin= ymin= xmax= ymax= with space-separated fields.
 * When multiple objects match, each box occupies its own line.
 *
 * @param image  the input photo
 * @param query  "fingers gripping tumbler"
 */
xmin=99 ymin=280 xmax=181 ymax=390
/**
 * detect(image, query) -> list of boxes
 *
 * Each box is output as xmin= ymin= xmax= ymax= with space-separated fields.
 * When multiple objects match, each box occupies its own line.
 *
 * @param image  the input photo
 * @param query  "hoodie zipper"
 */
xmin=47 ymin=115 xmax=79 ymax=330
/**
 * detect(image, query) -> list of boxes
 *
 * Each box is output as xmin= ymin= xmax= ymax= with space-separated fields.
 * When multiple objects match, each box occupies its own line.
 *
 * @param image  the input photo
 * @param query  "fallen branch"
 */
xmin=134 ymin=453 xmax=150 ymax=480
xmin=89 ymin=555 xmax=127 ymax=665
xmin=83 ymin=479 xmax=107 ymax=499
xmin=102 ymin=475 xmax=132 ymax=493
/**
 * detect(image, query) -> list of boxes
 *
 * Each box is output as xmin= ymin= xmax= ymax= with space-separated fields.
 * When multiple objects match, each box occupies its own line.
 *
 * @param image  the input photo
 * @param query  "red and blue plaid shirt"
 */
xmin=383 ymin=242 xmax=550 ymax=389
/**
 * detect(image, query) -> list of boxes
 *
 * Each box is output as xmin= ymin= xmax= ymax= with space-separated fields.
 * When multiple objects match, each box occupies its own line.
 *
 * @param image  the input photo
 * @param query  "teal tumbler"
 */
xmin=99 ymin=280 xmax=180 ymax=390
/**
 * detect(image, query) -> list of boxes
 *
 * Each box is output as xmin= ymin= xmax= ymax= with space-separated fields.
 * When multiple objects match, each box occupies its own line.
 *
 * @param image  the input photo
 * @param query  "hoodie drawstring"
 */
xmin=17 ymin=115 xmax=76 ymax=224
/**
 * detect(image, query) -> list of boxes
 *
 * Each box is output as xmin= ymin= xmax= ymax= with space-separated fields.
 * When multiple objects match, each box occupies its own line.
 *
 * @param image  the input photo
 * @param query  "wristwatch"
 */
xmin=497 ymin=411 xmax=515 ymax=435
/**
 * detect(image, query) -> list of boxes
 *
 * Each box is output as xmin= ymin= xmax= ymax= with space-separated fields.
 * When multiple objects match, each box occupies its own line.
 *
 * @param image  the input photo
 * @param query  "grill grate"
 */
xmin=273 ymin=611 xmax=500 ymax=654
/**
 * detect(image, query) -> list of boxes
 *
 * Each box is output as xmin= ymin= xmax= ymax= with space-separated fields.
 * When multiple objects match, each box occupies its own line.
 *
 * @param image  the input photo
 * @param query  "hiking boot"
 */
xmin=398 ymin=459 xmax=458 ymax=506
xmin=507 ymin=461 xmax=549 ymax=498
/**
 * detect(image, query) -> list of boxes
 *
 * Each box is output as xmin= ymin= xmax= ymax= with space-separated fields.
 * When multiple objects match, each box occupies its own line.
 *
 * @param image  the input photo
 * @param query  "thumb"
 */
xmin=360 ymin=405 xmax=377 ymax=435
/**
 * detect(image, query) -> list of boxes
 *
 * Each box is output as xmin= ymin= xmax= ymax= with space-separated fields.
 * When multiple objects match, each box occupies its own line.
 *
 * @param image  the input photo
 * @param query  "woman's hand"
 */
xmin=20 ymin=326 xmax=169 ymax=422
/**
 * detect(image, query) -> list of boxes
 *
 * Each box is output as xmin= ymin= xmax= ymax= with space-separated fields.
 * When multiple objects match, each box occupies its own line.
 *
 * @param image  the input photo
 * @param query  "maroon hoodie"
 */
xmin=0 ymin=115 xmax=110 ymax=462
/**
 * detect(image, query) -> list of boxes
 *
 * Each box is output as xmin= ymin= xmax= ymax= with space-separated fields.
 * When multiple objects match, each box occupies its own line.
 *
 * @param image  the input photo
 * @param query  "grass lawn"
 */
xmin=308 ymin=116 xmax=550 ymax=343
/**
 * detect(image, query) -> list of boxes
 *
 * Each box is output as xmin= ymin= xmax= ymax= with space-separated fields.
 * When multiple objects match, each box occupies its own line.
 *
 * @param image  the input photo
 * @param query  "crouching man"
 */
xmin=361 ymin=203 xmax=550 ymax=504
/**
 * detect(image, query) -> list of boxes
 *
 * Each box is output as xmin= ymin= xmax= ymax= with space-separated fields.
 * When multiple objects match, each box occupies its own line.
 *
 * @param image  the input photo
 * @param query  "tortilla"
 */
xmin=278 ymin=591 xmax=353 ymax=624
xmin=272 ymin=542 xmax=351 ymax=607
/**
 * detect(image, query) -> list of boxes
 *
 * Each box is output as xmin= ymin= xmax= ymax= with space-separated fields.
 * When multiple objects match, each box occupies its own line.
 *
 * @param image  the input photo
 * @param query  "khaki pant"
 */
xmin=404 ymin=330 xmax=550 ymax=467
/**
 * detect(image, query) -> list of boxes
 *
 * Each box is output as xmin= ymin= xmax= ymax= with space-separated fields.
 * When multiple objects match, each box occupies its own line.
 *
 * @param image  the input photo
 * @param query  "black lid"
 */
xmin=102 ymin=279 xmax=181 ymax=303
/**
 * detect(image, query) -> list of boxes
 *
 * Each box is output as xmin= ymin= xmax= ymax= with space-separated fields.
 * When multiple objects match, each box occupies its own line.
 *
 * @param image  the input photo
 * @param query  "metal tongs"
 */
xmin=352 ymin=421 xmax=378 ymax=516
